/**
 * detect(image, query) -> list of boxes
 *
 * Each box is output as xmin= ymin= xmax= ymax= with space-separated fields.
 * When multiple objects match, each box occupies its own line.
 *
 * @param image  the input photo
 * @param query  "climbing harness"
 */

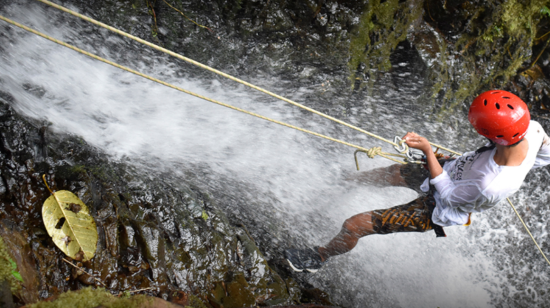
xmin=1 ymin=1 xmax=549 ymax=267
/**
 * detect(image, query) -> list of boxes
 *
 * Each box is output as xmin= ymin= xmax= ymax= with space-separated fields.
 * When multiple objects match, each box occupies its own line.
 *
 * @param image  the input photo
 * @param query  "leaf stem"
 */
xmin=62 ymin=258 xmax=106 ymax=287
xmin=42 ymin=174 xmax=54 ymax=194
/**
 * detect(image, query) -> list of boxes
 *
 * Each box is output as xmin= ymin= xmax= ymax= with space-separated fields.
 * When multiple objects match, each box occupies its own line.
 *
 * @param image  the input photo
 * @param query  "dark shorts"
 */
xmin=399 ymin=163 xmax=430 ymax=193
xmin=372 ymin=161 xmax=451 ymax=237
xmin=371 ymin=194 xmax=446 ymax=237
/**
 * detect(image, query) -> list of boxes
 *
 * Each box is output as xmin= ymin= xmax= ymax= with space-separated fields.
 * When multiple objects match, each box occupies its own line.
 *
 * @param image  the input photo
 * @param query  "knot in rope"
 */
xmin=366 ymin=146 xmax=383 ymax=158
xmin=354 ymin=147 xmax=407 ymax=170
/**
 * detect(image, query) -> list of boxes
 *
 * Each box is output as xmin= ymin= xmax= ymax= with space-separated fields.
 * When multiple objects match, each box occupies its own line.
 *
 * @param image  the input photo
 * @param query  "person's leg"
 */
xmin=346 ymin=164 xmax=409 ymax=188
xmin=318 ymin=211 xmax=374 ymax=261
xmin=347 ymin=162 xmax=430 ymax=194
xmin=285 ymin=164 xmax=436 ymax=272
xmin=316 ymin=164 xmax=432 ymax=260
xmin=318 ymin=195 xmax=439 ymax=261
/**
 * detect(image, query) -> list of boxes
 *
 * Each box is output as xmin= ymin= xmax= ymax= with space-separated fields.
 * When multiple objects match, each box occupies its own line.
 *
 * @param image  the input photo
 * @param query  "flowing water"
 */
xmin=1 ymin=1 xmax=549 ymax=307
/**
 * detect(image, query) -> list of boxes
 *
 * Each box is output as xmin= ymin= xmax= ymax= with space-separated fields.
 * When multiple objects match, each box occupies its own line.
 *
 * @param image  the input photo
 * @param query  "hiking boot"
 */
xmin=284 ymin=247 xmax=325 ymax=273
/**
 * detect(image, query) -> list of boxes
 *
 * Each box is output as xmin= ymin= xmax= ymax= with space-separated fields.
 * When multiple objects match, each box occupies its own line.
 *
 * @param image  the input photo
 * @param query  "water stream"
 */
xmin=1 ymin=1 xmax=549 ymax=307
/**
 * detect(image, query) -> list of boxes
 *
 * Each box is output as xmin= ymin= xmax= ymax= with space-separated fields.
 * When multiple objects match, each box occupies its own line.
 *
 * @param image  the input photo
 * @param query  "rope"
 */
xmin=354 ymin=148 xmax=408 ymax=170
xmin=0 ymin=14 xmax=400 ymax=164
xmin=506 ymin=198 xmax=550 ymax=266
xmin=34 ymin=0 xmax=461 ymax=156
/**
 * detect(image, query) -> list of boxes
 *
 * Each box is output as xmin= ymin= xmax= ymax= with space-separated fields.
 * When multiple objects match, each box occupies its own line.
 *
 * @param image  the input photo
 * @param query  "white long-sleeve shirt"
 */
xmin=420 ymin=121 xmax=550 ymax=227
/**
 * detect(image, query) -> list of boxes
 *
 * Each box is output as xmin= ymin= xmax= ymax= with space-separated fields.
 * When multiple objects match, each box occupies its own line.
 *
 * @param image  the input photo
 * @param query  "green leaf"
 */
xmin=8 ymin=258 xmax=16 ymax=270
xmin=42 ymin=190 xmax=98 ymax=261
xmin=201 ymin=210 xmax=209 ymax=221
xmin=542 ymin=6 xmax=550 ymax=17
xmin=11 ymin=271 xmax=23 ymax=282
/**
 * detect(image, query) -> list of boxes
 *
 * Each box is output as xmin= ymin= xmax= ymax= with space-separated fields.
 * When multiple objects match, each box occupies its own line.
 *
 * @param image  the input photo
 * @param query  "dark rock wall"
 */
xmin=0 ymin=94 xmax=301 ymax=306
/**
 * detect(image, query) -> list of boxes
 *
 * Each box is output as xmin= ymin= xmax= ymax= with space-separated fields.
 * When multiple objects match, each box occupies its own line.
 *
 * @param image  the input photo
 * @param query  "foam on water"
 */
xmin=1 ymin=1 xmax=549 ymax=307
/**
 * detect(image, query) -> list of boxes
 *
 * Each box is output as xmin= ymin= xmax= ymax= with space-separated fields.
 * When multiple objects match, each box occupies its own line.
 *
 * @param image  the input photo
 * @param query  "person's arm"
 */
xmin=402 ymin=132 xmax=442 ymax=179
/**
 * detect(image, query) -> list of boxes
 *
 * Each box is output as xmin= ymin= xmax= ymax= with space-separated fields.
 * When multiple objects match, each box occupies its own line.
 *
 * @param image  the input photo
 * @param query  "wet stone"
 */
xmin=0 ymin=101 xmax=300 ymax=306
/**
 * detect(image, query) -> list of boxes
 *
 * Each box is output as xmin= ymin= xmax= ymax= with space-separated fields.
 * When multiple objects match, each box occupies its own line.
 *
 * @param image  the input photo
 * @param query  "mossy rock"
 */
xmin=207 ymin=273 xmax=256 ymax=308
xmin=0 ymin=237 xmax=20 ymax=295
xmin=27 ymin=288 xmax=151 ymax=308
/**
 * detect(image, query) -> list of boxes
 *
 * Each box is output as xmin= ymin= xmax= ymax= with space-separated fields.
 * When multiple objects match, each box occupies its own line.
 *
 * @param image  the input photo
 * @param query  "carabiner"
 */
xmin=406 ymin=149 xmax=426 ymax=164
xmin=393 ymin=136 xmax=408 ymax=154
xmin=394 ymin=136 xmax=426 ymax=164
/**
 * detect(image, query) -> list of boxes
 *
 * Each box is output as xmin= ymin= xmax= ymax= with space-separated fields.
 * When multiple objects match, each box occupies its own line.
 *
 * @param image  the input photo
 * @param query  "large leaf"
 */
xmin=42 ymin=190 xmax=97 ymax=261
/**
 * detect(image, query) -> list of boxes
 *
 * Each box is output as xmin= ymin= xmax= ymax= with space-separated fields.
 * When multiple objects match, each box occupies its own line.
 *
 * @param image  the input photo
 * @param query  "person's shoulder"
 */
xmin=482 ymin=168 xmax=524 ymax=197
xmin=530 ymin=120 xmax=541 ymax=126
xmin=528 ymin=120 xmax=544 ymax=132
xmin=526 ymin=121 xmax=547 ymax=144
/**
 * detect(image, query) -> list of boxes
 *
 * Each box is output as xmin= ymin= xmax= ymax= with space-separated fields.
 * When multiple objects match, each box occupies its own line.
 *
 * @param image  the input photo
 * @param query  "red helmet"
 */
xmin=468 ymin=90 xmax=530 ymax=146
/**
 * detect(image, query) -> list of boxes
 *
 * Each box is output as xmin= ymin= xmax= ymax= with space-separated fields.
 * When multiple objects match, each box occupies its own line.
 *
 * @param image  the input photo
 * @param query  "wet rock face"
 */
xmin=25 ymin=0 xmax=550 ymax=115
xmin=0 ymin=96 xmax=300 ymax=306
xmin=49 ymin=0 xmax=364 ymax=89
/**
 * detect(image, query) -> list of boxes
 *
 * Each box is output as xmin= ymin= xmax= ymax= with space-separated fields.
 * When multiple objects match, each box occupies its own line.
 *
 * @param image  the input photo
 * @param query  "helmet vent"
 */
xmin=495 ymin=103 xmax=500 ymax=109
xmin=503 ymin=96 xmax=511 ymax=99
xmin=496 ymin=135 xmax=504 ymax=138
xmin=491 ymin=91 xmax=499 ymax=94
xmin=513 ymin=133 xmax=519 ymax=138
xmin=507 ymin=104 xmax=514 ymax=110
xmin=484 ymin=99 xmax=487 ymax=106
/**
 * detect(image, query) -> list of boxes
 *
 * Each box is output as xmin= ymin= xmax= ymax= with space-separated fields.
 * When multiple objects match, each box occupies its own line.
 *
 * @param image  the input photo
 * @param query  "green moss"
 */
xmin=348 ymin=0 xmax=423 ymax=89
xmin=70 ymin=165 xmax=87 ymax=175
xmin=349 ymin=0 xmax=549 ymax=113
xmin=185 ymin=294 xmax=208 ymax=308
xmin=432 ymin=0 xmax=548 ymax=112
xmin=0 ymin=236 xmax=21 ymax=293
xmin=27 ymin=288 xmax=151 ymax=308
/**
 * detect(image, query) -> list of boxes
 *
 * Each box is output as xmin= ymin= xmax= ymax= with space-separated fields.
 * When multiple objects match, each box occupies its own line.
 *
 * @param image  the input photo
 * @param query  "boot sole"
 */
xmin=286 ymin=258 xmax=304 ymax=272
xmin=286 ymin=258 xmax=321 ymax=273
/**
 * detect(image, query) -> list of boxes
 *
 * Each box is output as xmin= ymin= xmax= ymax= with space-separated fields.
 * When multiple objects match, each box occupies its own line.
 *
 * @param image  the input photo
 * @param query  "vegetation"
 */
xmin=349 ymin=0 xmax=423 ymax=91
xmin=27 ymin=288 xmax=150 ymax=308
xmin=0 ymin=237 xmax=22 ymax=294
xmin=349 ymin=0 xmax=550 ymax=111
xmin=438 ymin=0 xmax=549 ymax=110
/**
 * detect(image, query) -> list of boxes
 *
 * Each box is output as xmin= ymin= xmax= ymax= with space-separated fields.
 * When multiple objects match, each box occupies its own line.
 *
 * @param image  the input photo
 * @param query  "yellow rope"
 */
xmin=354 ymin=147 xmax=407 ymax=170
xmin=506 ymin=198 xmax=550 ymax=266
xmin=0 ymin=14 xmax=401 ymax=165
xmin=34 ymin=0 xmax=461 ymax=156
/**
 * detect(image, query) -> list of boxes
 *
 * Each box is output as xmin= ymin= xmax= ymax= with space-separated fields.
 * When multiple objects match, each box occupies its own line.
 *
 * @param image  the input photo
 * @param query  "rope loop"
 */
xmin=354 ymin=147 xmax=407 ymax=170
xmin=366 ymin=146 xmax=382 ymax=158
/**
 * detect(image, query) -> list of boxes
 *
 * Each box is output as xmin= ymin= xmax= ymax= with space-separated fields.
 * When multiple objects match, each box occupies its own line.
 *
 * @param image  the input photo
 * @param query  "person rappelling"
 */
xmin=285 ymin=90 xmax=550 ymax=273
